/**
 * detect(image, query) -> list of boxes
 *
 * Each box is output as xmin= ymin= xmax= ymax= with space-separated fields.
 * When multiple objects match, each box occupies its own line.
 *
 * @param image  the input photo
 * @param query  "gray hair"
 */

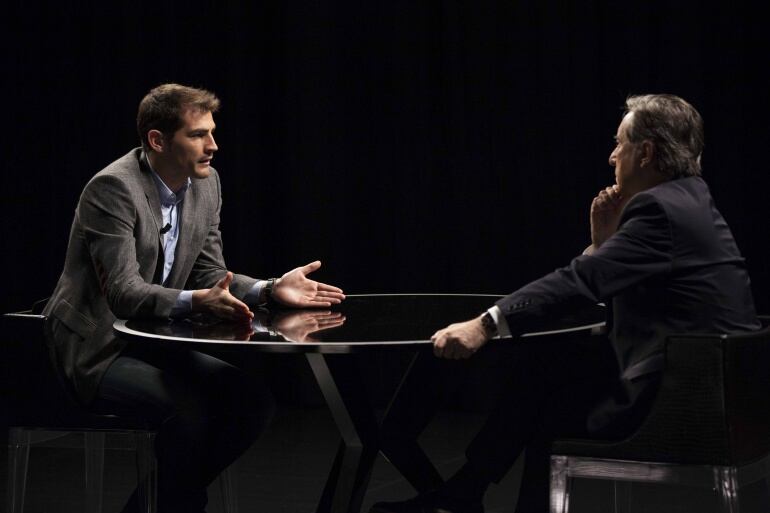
xmin=624 ymin=94 xmax=704 ymax=179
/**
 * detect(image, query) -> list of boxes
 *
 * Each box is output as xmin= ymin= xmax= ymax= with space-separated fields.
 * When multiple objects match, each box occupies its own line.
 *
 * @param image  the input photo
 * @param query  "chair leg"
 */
xmin=550 ymin=455 xmax=570 ymax=513
xmin=7 ymin=428 xmax=31 ymax=513
xmin=84 ymin=431 xmax=106 ymax=513
xmin=714 ymin=466 xmax=739 ymax=513
xmin=134 ymin=432 xmax=157 ymax=513
xmin=613 ymin=480 xmax=632 ymax=513
xmin=218 ymin=462 xmax=239 ymax=513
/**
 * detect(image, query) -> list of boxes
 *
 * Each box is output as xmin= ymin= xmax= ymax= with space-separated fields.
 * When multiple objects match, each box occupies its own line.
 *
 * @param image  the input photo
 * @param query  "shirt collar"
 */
xmin=143 ymin=153 xmax=191 ymax=206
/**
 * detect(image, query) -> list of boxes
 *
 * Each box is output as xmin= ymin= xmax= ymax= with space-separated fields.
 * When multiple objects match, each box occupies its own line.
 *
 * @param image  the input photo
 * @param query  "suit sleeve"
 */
xmin=79 ymin=174 xmax=180 ymax=319
xmin=495 ymin=192 xmax=673 ymax=335
xmin=183 ymin=169 xmax=258 ymax=298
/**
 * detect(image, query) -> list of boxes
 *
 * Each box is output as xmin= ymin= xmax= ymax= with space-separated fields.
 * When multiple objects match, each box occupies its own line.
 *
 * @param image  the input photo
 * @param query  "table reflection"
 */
xmin=121 ymin=295 xmax=605 ymax=347
xmin=135 ymin=309 xmax=345 ymax=343
xmin=271 ymin=310 xmax=346 ymax=342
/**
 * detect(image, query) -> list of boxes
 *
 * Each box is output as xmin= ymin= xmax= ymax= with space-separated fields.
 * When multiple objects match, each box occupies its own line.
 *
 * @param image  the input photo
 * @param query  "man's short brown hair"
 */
xmin=137 ymin=83 xmax=220 ymax=152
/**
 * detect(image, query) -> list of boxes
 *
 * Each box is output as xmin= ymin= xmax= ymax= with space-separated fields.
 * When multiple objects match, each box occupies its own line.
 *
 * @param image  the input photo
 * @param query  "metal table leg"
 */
xmin=307 ymin=354 xmax=380 ymax=513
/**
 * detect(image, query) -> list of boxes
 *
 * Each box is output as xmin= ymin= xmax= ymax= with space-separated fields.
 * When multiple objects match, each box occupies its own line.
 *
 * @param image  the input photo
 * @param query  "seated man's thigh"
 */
xmin=93 ymin=343 xmax=274 ymax=425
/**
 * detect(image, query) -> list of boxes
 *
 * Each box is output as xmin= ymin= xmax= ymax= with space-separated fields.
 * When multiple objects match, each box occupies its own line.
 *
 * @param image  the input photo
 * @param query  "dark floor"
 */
xmin=3 ymin=405 xmax=769 ymax=513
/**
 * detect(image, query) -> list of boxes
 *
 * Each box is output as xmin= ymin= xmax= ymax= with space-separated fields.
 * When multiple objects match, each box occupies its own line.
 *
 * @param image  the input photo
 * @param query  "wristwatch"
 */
xmin=480 ymin=311 xmax=498 ymax=337
xmin=263 ymin=278 xmax=278 ymax=305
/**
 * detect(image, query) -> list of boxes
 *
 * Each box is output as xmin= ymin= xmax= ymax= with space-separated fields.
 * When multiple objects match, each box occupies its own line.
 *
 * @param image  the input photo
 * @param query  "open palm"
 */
xmin=272 ymin=261 xmax=345 ymax=308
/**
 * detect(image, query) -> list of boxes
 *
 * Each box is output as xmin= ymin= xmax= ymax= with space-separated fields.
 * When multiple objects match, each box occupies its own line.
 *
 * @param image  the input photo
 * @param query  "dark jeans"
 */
xmin=381 ymin=332 xmax=658 ymax=513
xmin=91 ymin=342 xmax=275 ymax=513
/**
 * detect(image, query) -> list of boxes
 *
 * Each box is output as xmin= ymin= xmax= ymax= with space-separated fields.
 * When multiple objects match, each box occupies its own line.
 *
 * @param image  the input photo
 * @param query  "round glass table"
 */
xmin=114 ymin=294 xmax=606 ymax=513
xmin=115 ymin=293 xmax=605 ymax=352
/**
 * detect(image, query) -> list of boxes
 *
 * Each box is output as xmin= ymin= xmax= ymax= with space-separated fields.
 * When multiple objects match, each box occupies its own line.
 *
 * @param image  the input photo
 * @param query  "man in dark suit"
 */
xmin=372 ymin=94 xmax=760 ymax=513
xmin=44 ymin=83 xmax=345 ymax=512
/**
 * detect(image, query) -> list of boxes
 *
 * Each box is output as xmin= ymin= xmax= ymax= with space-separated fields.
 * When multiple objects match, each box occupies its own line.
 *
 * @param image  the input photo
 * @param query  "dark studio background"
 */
xmin=4 ymin=1 xmax=770 ymax=407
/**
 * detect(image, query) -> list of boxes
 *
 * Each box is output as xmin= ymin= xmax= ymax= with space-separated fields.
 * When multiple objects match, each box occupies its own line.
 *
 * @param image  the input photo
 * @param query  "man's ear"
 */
xmin=640 ymin=140 xmax=655 ymax=168
xmin=147 ymin=129 xmax=167 ymax=153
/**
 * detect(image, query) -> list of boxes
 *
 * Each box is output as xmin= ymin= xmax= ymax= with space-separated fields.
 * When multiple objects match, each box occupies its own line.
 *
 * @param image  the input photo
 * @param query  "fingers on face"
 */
xmin=594 ymin=187 xmax=622 ymax=209
xmin=593 ymin=192 xmax=610 ymax=208
xmin=604 ymin=186 xmax=623 ymax=202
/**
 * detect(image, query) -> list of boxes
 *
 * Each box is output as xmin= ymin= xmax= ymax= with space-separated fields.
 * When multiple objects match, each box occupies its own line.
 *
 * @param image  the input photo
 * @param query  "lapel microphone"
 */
xmin=160 ymin=202 xmax=177 ymax=235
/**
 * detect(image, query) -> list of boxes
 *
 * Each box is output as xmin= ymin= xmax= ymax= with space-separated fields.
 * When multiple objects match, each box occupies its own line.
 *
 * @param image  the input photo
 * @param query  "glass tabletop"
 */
xmin=115 ymin=294 xmax=606 ymax=353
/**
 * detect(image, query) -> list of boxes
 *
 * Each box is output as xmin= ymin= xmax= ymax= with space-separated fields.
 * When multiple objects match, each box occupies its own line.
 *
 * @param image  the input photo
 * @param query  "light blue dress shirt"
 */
xmin=146 ymin=160 xmax=265 ymax=318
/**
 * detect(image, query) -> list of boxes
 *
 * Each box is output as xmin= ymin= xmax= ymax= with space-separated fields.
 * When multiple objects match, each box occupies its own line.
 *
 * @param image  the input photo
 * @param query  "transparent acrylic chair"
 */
xmin=550 ymin=321 xmax=770 ymax=513
xmin=3 ymin=308 xmax=238 ymax=513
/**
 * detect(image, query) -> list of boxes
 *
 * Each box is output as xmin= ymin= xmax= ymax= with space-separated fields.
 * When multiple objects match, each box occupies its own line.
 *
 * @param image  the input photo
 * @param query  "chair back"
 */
xmin=552 ymin=322 xmax=770 ymax=466
xmin=2 ymin=309 xmax=152 ymax=431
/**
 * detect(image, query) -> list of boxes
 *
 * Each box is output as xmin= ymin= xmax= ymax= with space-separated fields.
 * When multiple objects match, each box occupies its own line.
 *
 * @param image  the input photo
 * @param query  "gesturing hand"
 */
xmin=590 ymin=185 xmax=626 ymax=250
xmin=432 ymin=315 xmax=490 ymax=360
xmin=192 ymin=272 xmax=254 ymax=322
xmin=271 ymin=261 xmax=345 ymax=308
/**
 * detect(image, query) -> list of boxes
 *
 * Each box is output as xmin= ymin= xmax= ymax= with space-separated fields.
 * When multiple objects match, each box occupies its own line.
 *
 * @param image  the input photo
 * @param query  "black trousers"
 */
xmin=381 ymin=332 xmax=658 ymax=513
xmin=91 ymin=342 xmax=275 ymax=513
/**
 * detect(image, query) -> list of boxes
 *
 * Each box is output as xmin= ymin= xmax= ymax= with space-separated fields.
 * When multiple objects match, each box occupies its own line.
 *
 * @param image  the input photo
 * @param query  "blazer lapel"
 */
xmin=138 ymin=152 xmax=165 ymax=242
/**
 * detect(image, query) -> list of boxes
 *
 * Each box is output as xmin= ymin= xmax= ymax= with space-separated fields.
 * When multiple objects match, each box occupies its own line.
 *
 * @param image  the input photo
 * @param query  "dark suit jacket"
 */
xmin=496 ymin=176 xmax=759 ymax=420
xmin=43 ymin=148 xmax=259 ymax=404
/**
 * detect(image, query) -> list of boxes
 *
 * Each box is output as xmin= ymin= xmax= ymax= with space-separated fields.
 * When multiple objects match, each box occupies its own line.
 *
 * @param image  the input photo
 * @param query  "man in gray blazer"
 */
xmin=372 ymin=95 xmax=760 ymax=513
xmin=44 ymin=83 xmax=345 ymax=512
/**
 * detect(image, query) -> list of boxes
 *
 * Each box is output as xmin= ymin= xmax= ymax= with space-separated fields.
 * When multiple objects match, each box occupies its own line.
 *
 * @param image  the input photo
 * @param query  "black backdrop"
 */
xmin=5 ymin=1 xmax=769 ymax=316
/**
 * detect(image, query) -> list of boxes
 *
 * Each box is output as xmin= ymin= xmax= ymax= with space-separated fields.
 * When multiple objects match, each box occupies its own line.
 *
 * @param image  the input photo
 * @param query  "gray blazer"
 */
xmin=43 ymin=148 xmax=258 ymax=404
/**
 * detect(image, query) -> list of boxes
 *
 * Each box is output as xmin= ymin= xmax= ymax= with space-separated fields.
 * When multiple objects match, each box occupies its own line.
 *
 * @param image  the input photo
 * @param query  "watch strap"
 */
xmin=481 ymin=311 xmax=498 ymax=337
xmin=263 ymin=278 xmax=278 ymax=306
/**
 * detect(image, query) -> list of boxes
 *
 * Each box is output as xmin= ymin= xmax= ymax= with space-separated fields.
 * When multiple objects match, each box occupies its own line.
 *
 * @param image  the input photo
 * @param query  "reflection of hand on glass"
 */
xmin=190 ymin=319 xmax=255 ymax=341
xmin=272 ymin=310 xmax=346 ymax=343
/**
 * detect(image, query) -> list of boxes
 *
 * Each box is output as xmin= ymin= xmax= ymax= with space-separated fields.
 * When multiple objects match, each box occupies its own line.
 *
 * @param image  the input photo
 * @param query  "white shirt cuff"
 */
xmin=487 ymin=305 xmax=512 ymax=338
